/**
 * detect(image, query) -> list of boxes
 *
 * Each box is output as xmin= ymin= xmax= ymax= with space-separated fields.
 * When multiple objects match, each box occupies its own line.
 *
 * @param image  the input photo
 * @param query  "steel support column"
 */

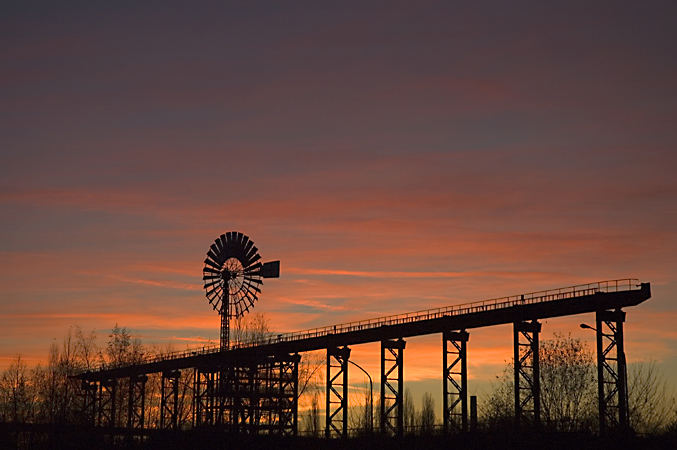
xmin=79 ymin=380 xmax=98 ymax=426
xmin=234 ymin=364 xmax=256 ymax=434
xmin=443 ymin=330 xmax=469 ymax=433
xmin=326 ymin=346 xmax=350 ymax=438
xmin=97 ymin=378 xmax=117 ymax=428
xmin=514 ymin=320 xmax=541 ymax=428
xmin=194 ymin=369 xmax=217 ymax=427
xmin=596 ymin=309 xmax=629 ymax=433
xmin=127 ymin=374 xmax=148 ymax=430
xmin=278 ymin=354 xmax=299 ymax=436
xmin=380 ymin=338 xmax=405 ymax=437
xmin=161 ymin=370 xmax=181 ymax=429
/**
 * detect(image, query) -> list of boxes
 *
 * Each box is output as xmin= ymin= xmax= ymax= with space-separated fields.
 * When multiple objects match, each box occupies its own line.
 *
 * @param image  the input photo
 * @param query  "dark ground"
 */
xmin=3 ymin=427 xmax=677 ymax=450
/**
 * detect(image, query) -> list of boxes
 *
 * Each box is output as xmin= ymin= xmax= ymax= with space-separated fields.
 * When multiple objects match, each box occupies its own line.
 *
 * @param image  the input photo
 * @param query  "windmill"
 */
xmin=202 ymin=232 xmax=280 ymax=350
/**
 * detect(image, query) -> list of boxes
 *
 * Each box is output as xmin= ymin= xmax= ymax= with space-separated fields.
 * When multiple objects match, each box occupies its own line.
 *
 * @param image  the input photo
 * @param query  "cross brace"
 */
xmin=514 ymin=320 xmax=541 ymax=428
xmin=443 ymin=330 xmax=469 ymax=433
xmin=381 ymin=339 xmax=405 ymax=437
xmin=326 ymin=346 xmax=350 ymax=438
xmin=161 ymin=370 xmax=181 ymax=429
xmin=596 ymin=309 xmax=629 ymax=433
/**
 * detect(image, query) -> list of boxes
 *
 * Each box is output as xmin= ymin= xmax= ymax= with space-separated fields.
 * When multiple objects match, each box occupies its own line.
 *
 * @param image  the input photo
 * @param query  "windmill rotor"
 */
xmin=202 ymin=232 xmax=279 ymax=350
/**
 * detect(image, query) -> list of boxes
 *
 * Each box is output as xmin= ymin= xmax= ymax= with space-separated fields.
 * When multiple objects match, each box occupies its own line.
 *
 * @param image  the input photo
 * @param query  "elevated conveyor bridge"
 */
xmin=75 ymin=279 xmax=650 ymax=437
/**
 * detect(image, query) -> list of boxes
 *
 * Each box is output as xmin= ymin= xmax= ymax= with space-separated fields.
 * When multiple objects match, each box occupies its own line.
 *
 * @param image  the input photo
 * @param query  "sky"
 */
xmin=2 ymin=0 xmax=677 ymax=413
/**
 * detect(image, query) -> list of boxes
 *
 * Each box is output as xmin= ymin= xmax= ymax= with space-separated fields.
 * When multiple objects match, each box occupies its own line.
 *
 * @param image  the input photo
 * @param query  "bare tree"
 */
xmin=403 ymin=388 xmax=416 ymax=433
xmin=297 ymin=350 xmax=324 ymax=400
xmin=74 ymin=326 xmax=100 ymax=369
xmin=102 ymin=325 xmax=145 ymax=427
xmin=481 ymin=365 xmax=514 ymax=429
xmin=33 ymin=337 xmax=79 ymax=424
xmin=483 ymin=333 xmax=596 ymax=432
xmin=0 ymin=355 xmax=36 ymax=423
xmin=105 ymin=324 xmax=144 ymax=366
xmin=304 ymin=391 xmax=322 ymax=437
xmin=419 ymin=392 xmax=436 ymax=433
xmin=231 ymin=313 xmax=271 ymax=346
xmin=357 ymin=381 xmax=374 ymax=434
xmin=539 ymin=333 xmax=596 ymax=431
xmin=628 ymin=361 xmax=675 ymax=434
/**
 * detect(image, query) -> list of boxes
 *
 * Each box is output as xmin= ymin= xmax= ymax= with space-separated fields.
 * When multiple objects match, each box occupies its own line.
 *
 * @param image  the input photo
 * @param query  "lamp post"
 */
xmin=348 ymin=360 xmax=373 ymax=433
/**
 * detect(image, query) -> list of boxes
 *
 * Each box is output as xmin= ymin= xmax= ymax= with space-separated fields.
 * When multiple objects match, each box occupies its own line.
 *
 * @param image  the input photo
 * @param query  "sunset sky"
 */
xmin=2 ymin=1 xmax=676 ymax=412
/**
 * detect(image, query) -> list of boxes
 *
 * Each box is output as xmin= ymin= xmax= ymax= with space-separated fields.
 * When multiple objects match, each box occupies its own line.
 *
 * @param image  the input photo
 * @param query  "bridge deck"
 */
xmin=78 ymin=279 xmax=650 ymax=380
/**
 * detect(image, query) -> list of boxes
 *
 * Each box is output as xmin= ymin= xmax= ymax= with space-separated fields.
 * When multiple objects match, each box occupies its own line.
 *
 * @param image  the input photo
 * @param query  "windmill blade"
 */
xmin=247 ymin=253 xmax=261 ymax=266
xmin=244 ymin=276 xmax=263 ymax=285
xmin=202 ymin=274 xmax=220 ymax=281
xmin=209 ymin=243 xmax=221 ymax=259
xmin=240 ymin=233 xmax=250 ymax=250
xmin=208 ymin=296 xmax=220 ymax=310
xmin=204 ymin=279 xmax=222 ymax=289
xmin=214 ymin=236 xmax=224 ymax=253
xmin=243 ymin=239 xmax=254 ymax=258
xmin=206 ymin=286 xmax=223 ymax=299
xmin=245 ymin=245 xmax=259 ymax=261
xmin=204 ymin=258 xmax=221 ymax=270
xmin=244 ymin=282 xmax=261 ymax=295
xmin=244 ymin=262 xmax=262 ymax=275
xmin=236 ymin=232 xmax=245 ymax=249
xmin=207 ymin=249 xmax=222 ymax=265
xmin=219 ymin=234 xmax=227 ymax=251
xmin=203 ymin=266 xmax=221 ymax=275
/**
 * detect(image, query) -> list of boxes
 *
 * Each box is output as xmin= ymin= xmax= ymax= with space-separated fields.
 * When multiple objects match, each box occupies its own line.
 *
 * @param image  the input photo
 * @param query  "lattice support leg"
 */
xmin=514 ymin=320 xmax=541 ymax=428
xmin=443 ymin=330 xmax=469 ymax=433
xmin=380 ymin=339 xmax=405 ymax=437
xmin=127 ymin=374 xmax=148 ymax=430
xmin=161 ymin=370 xmax=181 ymax=429
xmin=98 ymin=378 xmax=117 ymax=428
xmin=596 ymin=309 xmax=629 ymax=433
xmin=326 ymin=346 xmax=350 ymax=438
xmin=194 ymin=369 xmax=217 ymax=427
xmin=242 ymin=364 xmax=258 ymax=434
xmin=278 ymin=354 xmax=300 ymax=436
xmin=79 ymin=380 xmax=98 ymax=426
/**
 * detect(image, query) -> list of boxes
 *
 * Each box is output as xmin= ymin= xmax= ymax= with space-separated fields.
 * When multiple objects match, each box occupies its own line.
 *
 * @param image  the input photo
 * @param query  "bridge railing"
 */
xmin=84 ymin=278 xmax=640 ymax=372
xmin=237 ymin=278 xmax=640 ymax=348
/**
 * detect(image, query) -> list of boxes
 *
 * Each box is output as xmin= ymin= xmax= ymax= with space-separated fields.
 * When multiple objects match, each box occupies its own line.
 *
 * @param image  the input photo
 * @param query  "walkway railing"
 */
xmin=88 ymin=278 xmax=640 ymax=372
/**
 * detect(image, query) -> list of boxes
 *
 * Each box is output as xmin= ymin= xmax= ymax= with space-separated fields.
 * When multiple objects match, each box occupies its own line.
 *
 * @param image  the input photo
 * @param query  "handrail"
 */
xmin=83 ymin=278 xmax=640 ymax=373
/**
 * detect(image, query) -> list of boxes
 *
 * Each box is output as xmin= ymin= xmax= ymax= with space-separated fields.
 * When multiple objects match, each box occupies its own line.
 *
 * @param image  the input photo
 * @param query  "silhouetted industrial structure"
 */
xmin=72 ymin=231 xmax=651 ymax=439
xmin=74 ymin=285 xmax=649 ymax=436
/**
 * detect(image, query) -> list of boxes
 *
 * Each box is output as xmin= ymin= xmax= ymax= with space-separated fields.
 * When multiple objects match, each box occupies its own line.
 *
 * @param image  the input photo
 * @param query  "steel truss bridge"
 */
xmin=74 ymin=278 xmax=650 ymax=438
